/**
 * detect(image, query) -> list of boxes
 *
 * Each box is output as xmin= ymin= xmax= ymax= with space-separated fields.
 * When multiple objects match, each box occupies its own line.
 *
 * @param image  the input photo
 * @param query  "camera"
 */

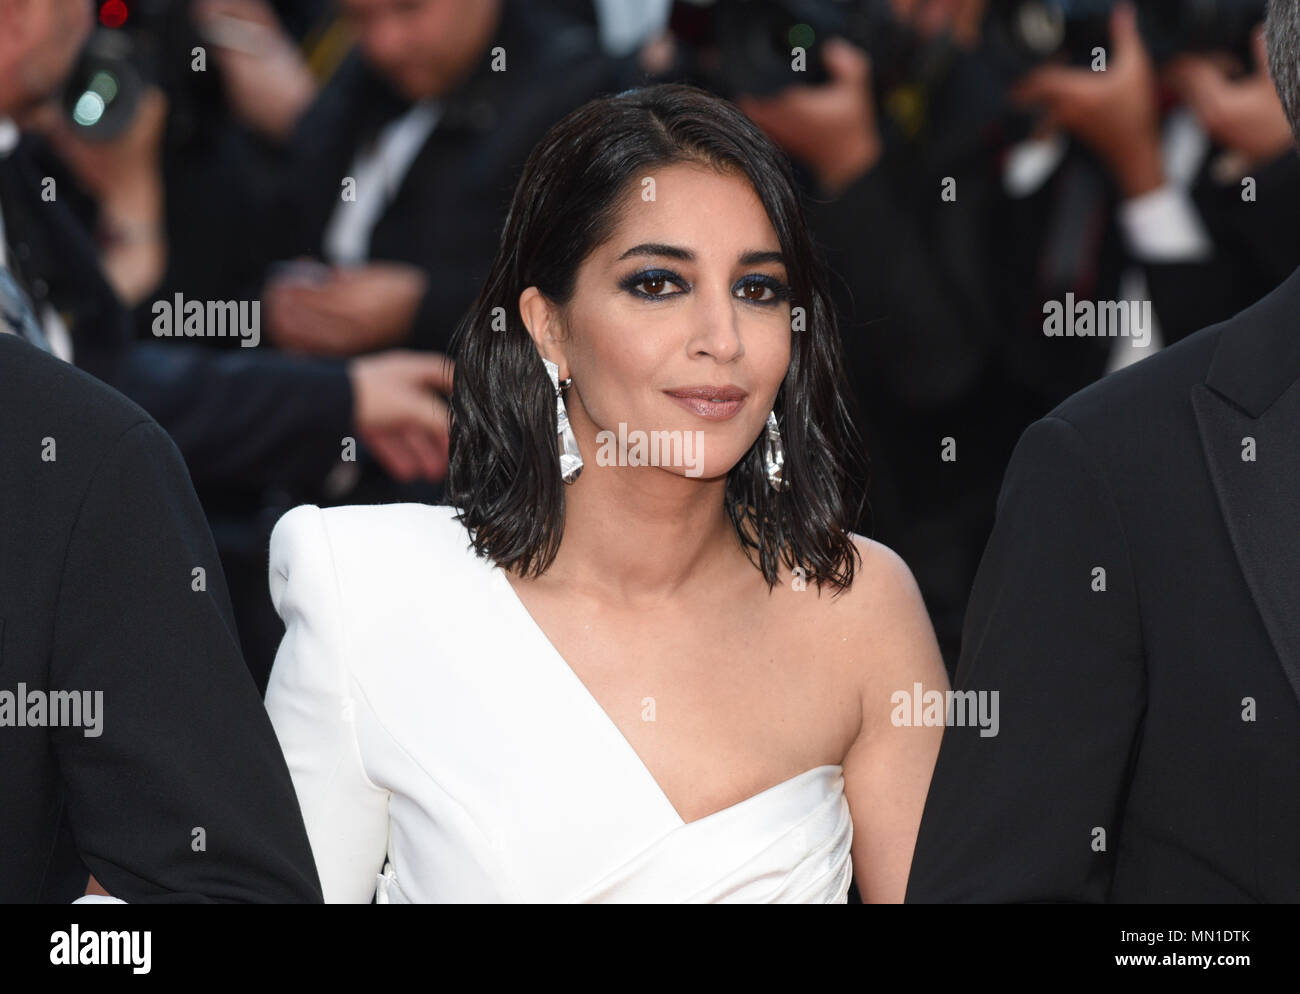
xmin=61 ymin=0 xmax=172 ymax=142
xmin=665 ymin=0 xmax=919 ymax=99
xmin=987 ymin=0 xmax=1268 ymax=75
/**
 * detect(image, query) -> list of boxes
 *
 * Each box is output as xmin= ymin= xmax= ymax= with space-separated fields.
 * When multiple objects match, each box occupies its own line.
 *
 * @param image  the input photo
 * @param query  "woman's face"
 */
xmin=525 ymin=162 xmax=793 ymax=483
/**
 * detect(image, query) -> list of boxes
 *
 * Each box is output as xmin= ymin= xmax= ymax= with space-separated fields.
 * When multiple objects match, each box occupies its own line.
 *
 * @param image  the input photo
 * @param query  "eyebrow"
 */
xmin=615 ymin=243 xmax=785 ymax=267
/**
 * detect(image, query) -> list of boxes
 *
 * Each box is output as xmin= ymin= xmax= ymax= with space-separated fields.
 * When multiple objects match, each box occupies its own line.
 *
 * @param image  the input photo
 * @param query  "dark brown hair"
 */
xmin=446 ymin=83 xmax=865 ymax=592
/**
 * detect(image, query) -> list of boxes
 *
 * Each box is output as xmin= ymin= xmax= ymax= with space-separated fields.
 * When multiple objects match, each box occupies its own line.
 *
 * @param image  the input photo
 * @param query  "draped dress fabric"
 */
xmin=265 ymin=503 xmax=854 ymax=903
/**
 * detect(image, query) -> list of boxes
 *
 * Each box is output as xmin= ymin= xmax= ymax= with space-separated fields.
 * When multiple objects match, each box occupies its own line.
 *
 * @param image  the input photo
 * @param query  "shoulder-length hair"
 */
xmin=447 ymin=82 xmax=865 ymax=593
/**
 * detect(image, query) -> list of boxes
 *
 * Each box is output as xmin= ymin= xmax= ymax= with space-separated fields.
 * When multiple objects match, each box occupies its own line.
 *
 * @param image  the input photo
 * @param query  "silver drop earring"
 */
xmin=542 ymin=357 xmax=583 ymax=484
xmin=763 ymin=410 xmax=789 ymax=492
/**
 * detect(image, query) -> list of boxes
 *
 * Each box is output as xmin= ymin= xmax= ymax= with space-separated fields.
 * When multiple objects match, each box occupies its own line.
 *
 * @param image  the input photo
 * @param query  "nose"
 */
xmin=685 ymin=281 xmax=745 ymax=363
xmin=361 ymin=18 xmax=408 ymax=74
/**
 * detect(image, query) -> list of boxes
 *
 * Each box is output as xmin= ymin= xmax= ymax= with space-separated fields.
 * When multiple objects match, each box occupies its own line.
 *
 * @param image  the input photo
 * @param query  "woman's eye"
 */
xmin=621 ymin=271 xmax=787 ymax=303
xmin=638 ymin=275 xmax=679 ymax=297
xmin=620 ymin=270 xmax=687 ymax=299
xmin=735 ymin=277 xmax=790 ymax=304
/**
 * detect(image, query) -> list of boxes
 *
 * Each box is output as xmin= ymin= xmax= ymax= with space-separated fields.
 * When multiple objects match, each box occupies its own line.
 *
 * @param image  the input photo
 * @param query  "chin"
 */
xmin=675 ymin=448 xmax=748 ymax=483
xmin=394 ymin=74 xmax=443 ymax=103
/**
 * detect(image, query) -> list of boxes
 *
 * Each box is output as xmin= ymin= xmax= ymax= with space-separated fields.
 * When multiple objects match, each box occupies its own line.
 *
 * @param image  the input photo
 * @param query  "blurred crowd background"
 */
xmin=8 ymin=0 xmax=1298 ymax=683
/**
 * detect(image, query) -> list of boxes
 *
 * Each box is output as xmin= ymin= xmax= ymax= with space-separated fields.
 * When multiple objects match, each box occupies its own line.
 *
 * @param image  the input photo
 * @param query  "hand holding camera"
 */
xmin=1010 ymin=2 xmax=1164 ymax=197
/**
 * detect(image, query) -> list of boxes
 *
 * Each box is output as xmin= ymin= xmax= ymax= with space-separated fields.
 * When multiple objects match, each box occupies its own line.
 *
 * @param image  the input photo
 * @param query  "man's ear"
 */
xmin=519 ymin=286 xmax=569 ymax=378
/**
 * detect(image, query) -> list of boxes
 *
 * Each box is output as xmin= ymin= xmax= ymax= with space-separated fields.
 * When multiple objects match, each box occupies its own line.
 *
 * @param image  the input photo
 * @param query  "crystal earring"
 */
xmin=542 ymin=357 xmax=583 ymax=484
xmin=763 ymin=410 xmax=789 ymax=492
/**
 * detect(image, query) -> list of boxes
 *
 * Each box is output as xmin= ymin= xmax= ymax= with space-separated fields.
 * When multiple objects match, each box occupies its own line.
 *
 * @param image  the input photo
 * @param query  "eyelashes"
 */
xmin=618 ymin=268 xmax=792 ymax=306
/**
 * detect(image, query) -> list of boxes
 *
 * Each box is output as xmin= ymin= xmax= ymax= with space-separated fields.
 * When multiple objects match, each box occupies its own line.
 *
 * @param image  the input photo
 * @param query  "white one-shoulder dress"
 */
xmin=264 ymin=503 xmax=854 ymax=903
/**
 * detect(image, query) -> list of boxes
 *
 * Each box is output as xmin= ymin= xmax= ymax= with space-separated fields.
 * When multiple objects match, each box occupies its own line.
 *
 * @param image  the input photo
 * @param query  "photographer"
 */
xmin=717 ymin=0 xmax=1109 ymax=665
xmin=1009 ymin=1 xmax=1300 ymax=347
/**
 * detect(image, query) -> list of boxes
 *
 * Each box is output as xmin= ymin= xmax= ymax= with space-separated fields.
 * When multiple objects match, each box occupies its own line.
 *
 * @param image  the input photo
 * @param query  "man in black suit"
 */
xmin=1 ymin=1 xmax=320 ymax=901
xmin=904 ymin=0 xmax=1300 ymax=902
xmin=0 ymin=331 xmax=323 ymax=902
xmin=253 ymin=0 xmax=631 ymax=357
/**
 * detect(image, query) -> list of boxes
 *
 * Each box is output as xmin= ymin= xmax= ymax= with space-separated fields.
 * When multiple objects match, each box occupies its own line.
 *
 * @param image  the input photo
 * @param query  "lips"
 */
xmin=664 ymin=385 xmax=748 ymax=421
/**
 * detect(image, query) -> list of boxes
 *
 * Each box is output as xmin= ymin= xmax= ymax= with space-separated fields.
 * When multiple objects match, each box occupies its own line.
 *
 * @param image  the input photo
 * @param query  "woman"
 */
xmin=264 ymin=83 xmax=949 ymax=903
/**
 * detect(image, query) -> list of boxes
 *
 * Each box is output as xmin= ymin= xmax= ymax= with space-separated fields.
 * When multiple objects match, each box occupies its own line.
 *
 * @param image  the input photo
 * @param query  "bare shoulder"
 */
xmin=778 ymin=534 xmax=930 ymax=639
xmin=762 ymin=533 xmax=943 ymax=700
xmin=791 ymin=534 xmax=947 ymax=703
xmin=842 ymin=534 xmax=936 ymax=654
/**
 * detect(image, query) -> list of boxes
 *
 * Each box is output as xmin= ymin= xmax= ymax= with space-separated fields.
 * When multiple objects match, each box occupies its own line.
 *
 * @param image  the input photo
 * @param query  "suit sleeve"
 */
xmin=904 ymin=415 xmax=1147 ymax=902
xmin=265 ymin=504 xmax=391 ymax=903
xmin=406 ymin=258 xmax=490 ymax=354
xmin=120 ymin=344 xmax=353 ymax=491
xmin=49 ymin=420 xmax=324 ymax=903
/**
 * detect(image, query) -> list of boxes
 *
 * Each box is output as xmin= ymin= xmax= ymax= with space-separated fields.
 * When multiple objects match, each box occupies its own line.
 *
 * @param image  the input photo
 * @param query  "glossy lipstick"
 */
xmin=663 ymin=385 xmax=747 ymax=421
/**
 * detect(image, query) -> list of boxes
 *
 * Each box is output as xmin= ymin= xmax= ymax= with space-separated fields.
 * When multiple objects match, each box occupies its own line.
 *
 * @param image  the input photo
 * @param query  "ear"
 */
xmin=519 ymin=286 xmax=569 ymax=379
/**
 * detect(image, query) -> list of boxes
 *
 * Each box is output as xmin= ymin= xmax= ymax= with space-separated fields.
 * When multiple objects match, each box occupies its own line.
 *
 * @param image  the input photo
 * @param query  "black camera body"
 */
xmin=62 ymin=0 xmax=172 ymax=142
xmin=987 ymin=0 xmax=1268 ymax=75
xmin=666 ymin=0 xmax=920 ymax=99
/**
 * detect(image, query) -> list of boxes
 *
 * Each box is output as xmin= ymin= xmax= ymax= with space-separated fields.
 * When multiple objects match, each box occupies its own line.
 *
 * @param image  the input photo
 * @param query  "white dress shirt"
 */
xmin=321 ymin=100 xmax=442 ymax=266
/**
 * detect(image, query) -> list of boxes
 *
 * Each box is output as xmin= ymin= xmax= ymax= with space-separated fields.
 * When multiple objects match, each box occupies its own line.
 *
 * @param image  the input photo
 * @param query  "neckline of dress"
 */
xmin=486 ymin=558 xmax=842 ymax=828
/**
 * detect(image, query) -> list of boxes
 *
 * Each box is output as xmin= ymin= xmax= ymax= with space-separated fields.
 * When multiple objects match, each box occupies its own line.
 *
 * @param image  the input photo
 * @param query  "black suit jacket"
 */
xmin=0 ymin=334 xmax=322 ymax=902
xmin=905 ymin=264 xmax=1300 ymax=902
